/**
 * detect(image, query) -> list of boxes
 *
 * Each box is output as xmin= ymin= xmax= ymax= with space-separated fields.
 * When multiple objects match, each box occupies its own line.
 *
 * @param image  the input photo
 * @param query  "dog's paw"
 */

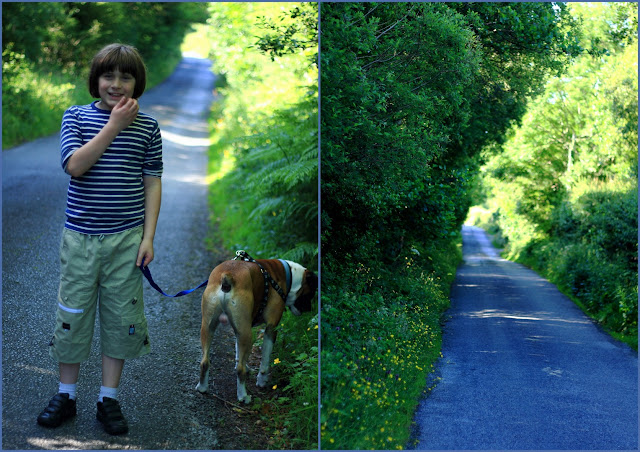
xmin=196 ymin=381 xmax=208 ymax=393
xmin=256 ymin=372 xmax=269 ymax=387
xmin=237 ymin=384 xmax=252 ymax=404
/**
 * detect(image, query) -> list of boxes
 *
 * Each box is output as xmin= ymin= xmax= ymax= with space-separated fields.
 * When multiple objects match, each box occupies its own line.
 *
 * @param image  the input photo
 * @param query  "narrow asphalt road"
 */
xmin=2 ymin=57 xmax=246 ymax=449
xmin=410 ymin=225 xmax=638 ymax=450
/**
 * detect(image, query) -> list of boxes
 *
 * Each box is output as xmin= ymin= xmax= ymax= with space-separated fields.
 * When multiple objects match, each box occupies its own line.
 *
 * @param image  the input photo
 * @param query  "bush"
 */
xmin=2 ymin=46 xmax=90 ymax=148
xmin=476 ymin=179 xmax=638 ymax=345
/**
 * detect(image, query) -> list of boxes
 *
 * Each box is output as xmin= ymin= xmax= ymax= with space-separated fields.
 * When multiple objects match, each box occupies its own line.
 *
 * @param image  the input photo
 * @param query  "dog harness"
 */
xmin=233 ymin=250 xmax=291 ymax=304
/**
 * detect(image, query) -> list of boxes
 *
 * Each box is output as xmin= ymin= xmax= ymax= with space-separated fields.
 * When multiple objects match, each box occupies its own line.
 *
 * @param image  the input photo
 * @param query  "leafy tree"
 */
xmin=255 ymin=3 xmax=318 ymax=63
xmin=446 ymin=2 xmax=581 ymax=154
xmin=204 ymin=2 xmax=318 ymax=264
xmin=2 ymin=3 xmax=70 ymax=62
xmin=321 ymin=2 xmax=579 ymax=268
xmin=322 ymin=2 xmax=481 ymax=265
xmin=481 ymin=2 xmax=637 ymax=236
xmin=475 ymin=2 xmax=638 ymax=337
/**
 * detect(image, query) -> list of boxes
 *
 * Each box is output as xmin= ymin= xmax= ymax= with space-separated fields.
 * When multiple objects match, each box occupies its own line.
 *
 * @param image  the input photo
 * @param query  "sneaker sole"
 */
xmin=96 ymin=412 xmax=129 ymax=435
xmin=37 ymin=409 xmax=77 ymax=428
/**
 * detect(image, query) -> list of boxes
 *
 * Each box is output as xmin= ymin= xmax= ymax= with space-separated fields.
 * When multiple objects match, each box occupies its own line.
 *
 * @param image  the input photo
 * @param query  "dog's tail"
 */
xmin=221 ymin=273 xmax=233 ymax=293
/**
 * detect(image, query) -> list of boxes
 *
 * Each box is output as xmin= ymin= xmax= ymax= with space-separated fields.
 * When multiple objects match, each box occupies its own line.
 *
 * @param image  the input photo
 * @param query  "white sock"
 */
xmin=98 ymin=385 xmax=118 ymax=402
xmin=59 ymin=382 xmax=77 ymax=400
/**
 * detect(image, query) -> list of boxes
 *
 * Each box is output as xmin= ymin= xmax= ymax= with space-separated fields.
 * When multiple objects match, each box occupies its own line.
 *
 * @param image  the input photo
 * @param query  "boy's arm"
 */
xmin=136 ymin=176 xmax=162 ymax=267
xmin=65 ymin=97 xmax=139 ymax=177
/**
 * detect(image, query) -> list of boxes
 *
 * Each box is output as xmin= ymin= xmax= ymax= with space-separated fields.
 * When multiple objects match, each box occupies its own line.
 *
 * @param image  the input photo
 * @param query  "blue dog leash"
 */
xmin=139 ymin=259 xmax=208 ymax=297
xmin=139 ymin=252 xmax=292 ymax=299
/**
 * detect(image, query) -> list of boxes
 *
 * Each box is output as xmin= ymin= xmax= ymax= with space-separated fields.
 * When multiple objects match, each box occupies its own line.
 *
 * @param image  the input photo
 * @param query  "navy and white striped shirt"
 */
xmin=60 ymin=101 xmax=163 ymax=235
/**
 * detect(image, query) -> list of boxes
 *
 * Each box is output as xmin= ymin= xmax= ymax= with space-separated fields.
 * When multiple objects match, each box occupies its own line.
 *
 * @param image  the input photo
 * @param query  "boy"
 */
xmin=37 ymin=43 xmax=162 ymax=435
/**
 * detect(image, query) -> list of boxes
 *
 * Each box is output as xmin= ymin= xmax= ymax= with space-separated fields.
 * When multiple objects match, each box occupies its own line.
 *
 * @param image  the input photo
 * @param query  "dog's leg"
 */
xmin=196 ymin=292 xmax=221 ymax=393
xmin=257 ymin=325 xmax=277 ymax=387
xmin=235 ymin=338 xmax=239 ymax=370
xmin=235 ymin=327 xmax=253 ymax=404
xmin=196 ymin=316 xmax=217 ymax=393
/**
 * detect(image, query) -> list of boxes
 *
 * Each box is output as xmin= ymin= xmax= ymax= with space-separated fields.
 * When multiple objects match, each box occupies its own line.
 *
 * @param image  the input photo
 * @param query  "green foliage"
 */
xmin=265 ymin=313 xmax=318 ymax=449
xmin=255 ymin=4 xmax=318 ymax=63
xmin=322 ymin=3 xmax=481 ymax=265
xmin=205 ymin=2 xmax=318 ymax=266
xmin=202 ymin=3 xmax=318 ymax=448
xmin=471 ymin=3 xmax=638 ymax=346
xmin=2 ymin=44 xmax=92 ymax=148
xmin=447 ymin=2 xmax=582 ymax=152
xmin=2 ymin=2 xmax=208 ymax=149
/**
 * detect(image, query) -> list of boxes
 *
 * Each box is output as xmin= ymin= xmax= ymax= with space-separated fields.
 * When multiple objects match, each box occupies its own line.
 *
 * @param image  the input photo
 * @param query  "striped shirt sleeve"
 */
xmin=60 ymin=106 xmax=83 ymax=174
xmin=143 ymin=122 xmax=163 ymax=177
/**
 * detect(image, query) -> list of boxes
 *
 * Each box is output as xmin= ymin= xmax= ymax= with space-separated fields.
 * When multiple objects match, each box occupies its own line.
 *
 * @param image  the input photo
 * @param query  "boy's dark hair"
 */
xmin=88 ymin=44 xmax=147 ymax=99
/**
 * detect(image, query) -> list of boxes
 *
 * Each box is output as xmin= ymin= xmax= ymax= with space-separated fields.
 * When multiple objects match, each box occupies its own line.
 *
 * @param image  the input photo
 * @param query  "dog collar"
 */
xmin=278 ymin=259 xmax=292 ymax=295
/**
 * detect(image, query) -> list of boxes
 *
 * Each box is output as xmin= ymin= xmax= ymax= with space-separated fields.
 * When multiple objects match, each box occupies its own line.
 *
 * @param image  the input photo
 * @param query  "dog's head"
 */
xmin=285 ymin=262 xmax=318 ymax=316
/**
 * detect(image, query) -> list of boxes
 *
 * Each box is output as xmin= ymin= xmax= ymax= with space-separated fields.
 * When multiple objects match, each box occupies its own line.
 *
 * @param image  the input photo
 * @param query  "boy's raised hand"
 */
xmin=110 ymin=96 xmax=139 ymax=132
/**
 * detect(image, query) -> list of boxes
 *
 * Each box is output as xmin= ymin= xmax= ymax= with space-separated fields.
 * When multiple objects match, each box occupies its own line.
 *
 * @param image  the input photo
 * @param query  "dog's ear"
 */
xmin=306 ymin=271 xmax=318 ymax=291
xmin=292 ymin=270 xmax=317 ymax=314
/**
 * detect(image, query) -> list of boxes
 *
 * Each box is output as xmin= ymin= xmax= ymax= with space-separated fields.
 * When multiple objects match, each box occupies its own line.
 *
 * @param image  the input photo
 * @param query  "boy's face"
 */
xmin=96 ymin=68 xmax=136 ymax=110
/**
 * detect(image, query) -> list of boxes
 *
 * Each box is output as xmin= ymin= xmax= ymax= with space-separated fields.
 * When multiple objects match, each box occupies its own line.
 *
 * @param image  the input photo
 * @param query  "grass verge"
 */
xmin=321 ymin=235 xmax=462 ymax=449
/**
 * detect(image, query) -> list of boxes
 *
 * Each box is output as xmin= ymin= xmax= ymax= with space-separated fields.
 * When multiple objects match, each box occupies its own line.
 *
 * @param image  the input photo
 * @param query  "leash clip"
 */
xmin=234 ymin=250 xmax=253 ymax=262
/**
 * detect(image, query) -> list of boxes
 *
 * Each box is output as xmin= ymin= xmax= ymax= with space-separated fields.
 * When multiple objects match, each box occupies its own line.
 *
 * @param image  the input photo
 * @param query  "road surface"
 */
xmin=410 ymin=225 xmax=638 ymax=450
xmin=2 ymin=57 xmax=253 ymax=449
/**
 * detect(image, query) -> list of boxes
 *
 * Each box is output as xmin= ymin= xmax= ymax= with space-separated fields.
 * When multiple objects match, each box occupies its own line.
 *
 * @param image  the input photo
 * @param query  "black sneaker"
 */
xmin=96 ymin=397 xmax=128 ymax=435
xmin=37 ymin=393 xmax=77 ymax=428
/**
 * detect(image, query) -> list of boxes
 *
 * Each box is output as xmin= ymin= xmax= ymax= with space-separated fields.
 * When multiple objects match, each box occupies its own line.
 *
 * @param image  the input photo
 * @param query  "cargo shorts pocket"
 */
xmin=102 ymin=314 xmax=151 ymax=360
xmin=50 ymin=301 xmax=95 ymax=363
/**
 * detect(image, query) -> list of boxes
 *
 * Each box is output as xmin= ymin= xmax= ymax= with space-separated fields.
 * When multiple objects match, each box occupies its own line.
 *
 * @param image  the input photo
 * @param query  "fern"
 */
xmin=281 ymin=241 xmax=319 ymax=268
xmin=250 ymin=197 xmax=316 ymax=223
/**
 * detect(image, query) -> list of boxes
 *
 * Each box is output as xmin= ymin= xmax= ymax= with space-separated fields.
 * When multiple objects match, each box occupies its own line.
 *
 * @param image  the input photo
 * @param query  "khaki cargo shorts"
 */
xmin=49 ymin=226 xmax=150 ymax=363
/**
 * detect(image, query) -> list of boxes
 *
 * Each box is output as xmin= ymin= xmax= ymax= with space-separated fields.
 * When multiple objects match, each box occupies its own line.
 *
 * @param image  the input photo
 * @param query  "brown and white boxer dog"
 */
xmin=195 ymin=257 xmax=317 ymax=403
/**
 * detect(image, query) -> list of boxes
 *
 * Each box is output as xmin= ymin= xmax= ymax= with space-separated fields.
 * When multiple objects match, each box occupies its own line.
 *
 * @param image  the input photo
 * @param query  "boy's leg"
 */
xmin=40 ymin=229 xmax=99 ymax=429
xmin=96 ymin=227 xmax=147 ymax=436
xmin=101 ymin=354 xmax=124 ymax=389
xmin=100 ymin=354 xmax=124 ymax=401
xmin=59 ymin=362 xmax=80 ymax=399
xmin=99 ymin=226 xmax=150 ymax=362
xmin=60 ymin=362 xmax=81 ymax=384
